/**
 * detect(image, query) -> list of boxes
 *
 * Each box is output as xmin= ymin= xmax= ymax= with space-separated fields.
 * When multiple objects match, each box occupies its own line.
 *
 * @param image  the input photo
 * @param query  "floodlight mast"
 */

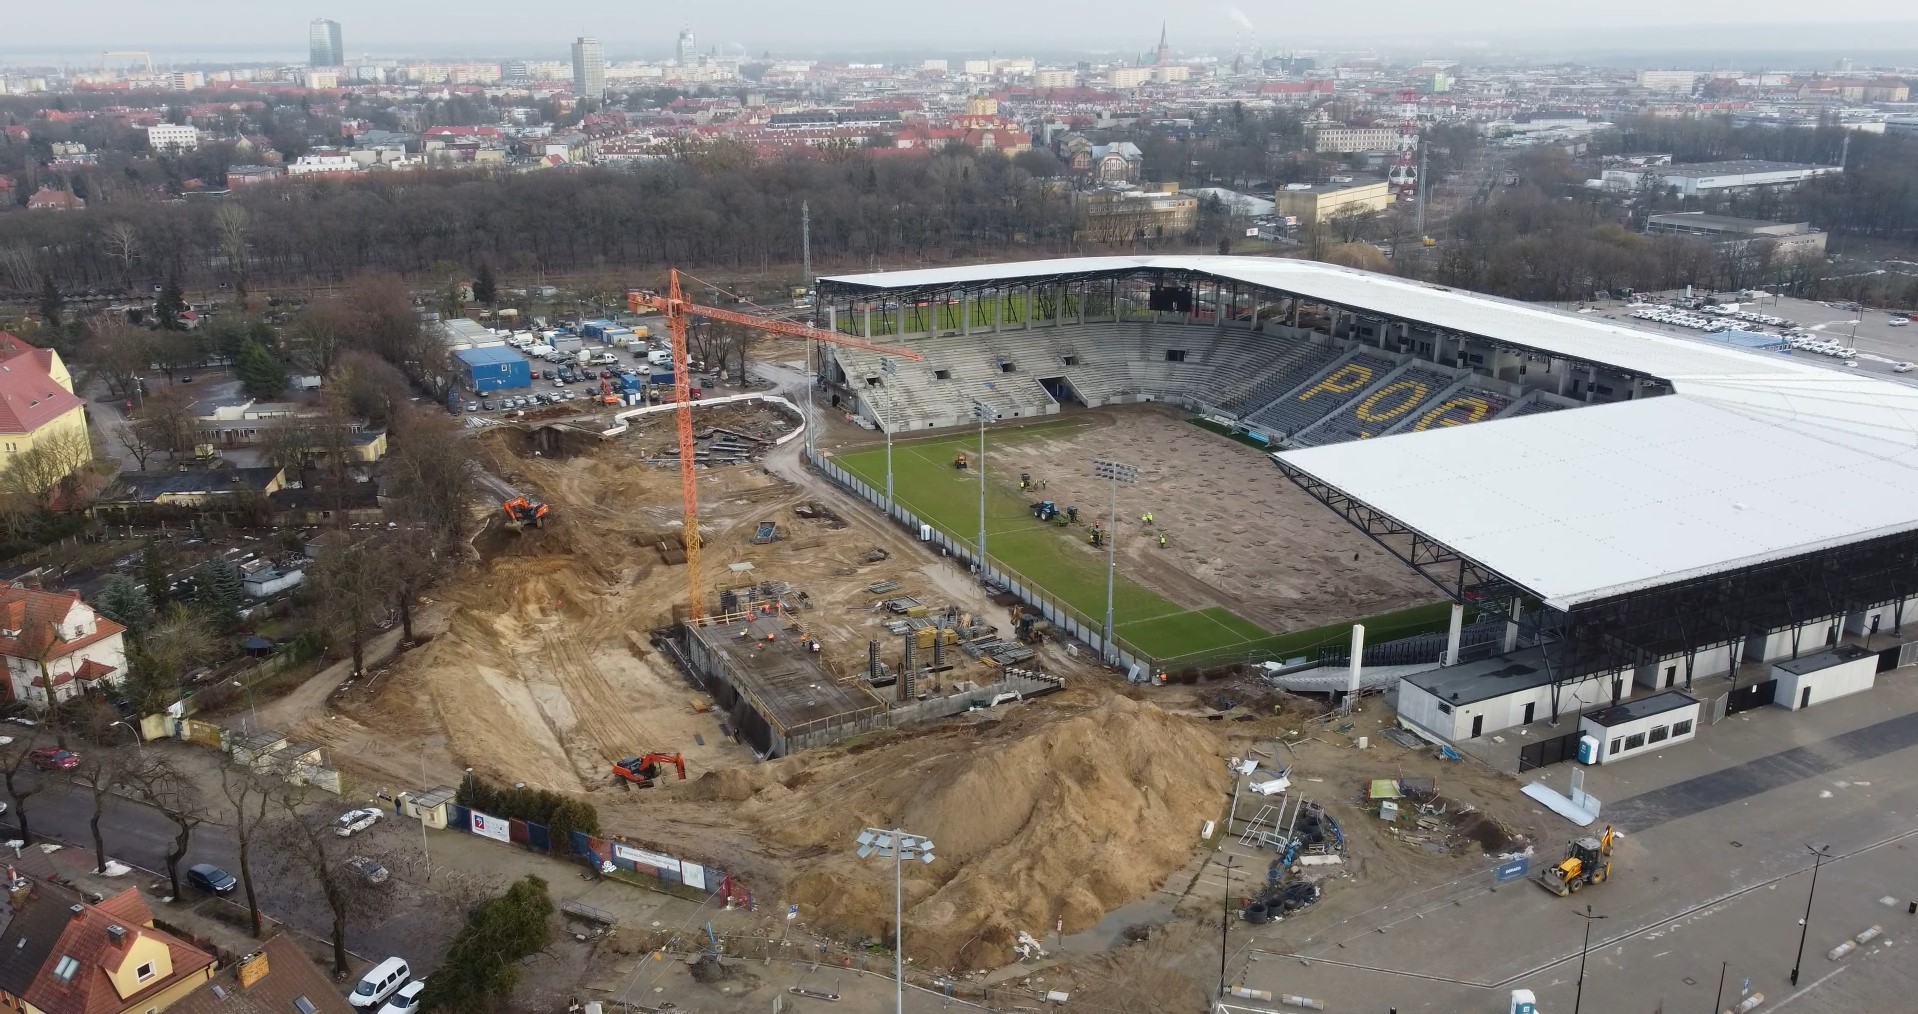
xmin=1092 ymin=458 xmax=1138 ymax=665
xmin=855 ymin=827 xmax=936 ymax=1014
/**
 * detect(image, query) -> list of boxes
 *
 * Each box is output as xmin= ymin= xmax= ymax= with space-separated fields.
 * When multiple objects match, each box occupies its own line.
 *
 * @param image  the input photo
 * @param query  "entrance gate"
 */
xmin=1725 ymin=678 xmax=1779 ymax=716
xmin=1518 ymin=730 xmax=1585 ymax=772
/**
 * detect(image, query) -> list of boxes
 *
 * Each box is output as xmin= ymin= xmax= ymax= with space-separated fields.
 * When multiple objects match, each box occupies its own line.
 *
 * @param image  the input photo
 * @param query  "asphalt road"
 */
xmin=1225 ymin=673 xmax=1918 ymax=1013
xmin=2 ymin=770 xmax=452 ymax=969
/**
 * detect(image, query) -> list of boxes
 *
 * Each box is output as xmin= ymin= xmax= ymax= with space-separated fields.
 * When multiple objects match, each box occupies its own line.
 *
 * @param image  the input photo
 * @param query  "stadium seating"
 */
xmin=1384 ymin=384 xmax=1515 ymax=435
xmin=1221 ymin=343 xmax=1344 ymax=415
xmin=1244 ymin=350 xmax=1400 ymax=437
xmin=1292 ymin=364 xmax=1462 ymax=447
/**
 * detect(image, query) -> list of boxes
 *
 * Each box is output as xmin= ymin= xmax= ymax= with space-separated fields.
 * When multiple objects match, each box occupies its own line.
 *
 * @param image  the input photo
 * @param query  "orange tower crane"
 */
xmin=628 ymin=271 xmax=924 ymax=621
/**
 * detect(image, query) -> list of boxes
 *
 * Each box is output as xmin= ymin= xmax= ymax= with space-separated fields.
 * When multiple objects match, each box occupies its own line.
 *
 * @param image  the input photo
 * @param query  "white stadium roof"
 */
xmin=824 ymin=256 xmax=1918 ymax=609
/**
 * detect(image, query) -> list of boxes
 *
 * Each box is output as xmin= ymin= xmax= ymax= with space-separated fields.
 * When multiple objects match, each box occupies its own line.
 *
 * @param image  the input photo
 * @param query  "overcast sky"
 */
xmin=9 ymin=1 xmax=1918 ymax=61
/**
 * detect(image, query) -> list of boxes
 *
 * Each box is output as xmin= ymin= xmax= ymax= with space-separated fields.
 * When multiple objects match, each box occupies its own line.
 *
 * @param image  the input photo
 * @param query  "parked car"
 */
xmin=187 ymin=863 xmax=238 ymax=894
xmin=1894 ymin=362 xmax=1914 ymax=373
xmin=479 ymin=399 xmax=494 ymax=411
xmin=376 ymin=979 xmax=425 ymax=1014
xmin=346 ymin=855 xmax=390 ymax=885
xmin=349 ymin=957 xmax=412 ymax=1009
xmin=1891 ymin=316 xmax=1910 ymax=327
xmin=464 ymin=403 xmax=479 ymax=413
xmin=28 ymin=747 xmax=79 ymax=770
xmin=335 ymin=807 xmax=383 ymax=837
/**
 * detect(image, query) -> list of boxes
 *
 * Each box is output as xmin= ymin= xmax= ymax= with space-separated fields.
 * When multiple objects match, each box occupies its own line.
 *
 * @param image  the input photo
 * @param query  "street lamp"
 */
xmin=1790 ymin=843 xmax=1831 ymax=986
xmin=972 ymin=401 xmax=994 ymax=575
xmin=1573 ymin=904 xmax=1606 ymax=1014
xmin=855 ymin=828 xmax=936 ymax=1014
xmin=230 ymin=678 xmax=258 ymax=731
xmin=108 ymin=720 xmax=142 ymax=757
xmin=1091 ymin=458 xmax=1137 ymax=664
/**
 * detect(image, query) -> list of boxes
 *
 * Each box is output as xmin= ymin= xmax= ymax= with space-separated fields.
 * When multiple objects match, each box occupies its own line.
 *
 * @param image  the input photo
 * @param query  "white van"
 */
xmin=647 ymin=349 xmax=672 ymax=367
xmin=349 ymin=957 xmax=411 ymax=1008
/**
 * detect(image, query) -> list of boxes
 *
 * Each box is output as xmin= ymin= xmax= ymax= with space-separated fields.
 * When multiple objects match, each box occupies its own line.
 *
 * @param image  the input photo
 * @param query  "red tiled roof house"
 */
xmin=0 ymin=585 xmax=127 ymax=709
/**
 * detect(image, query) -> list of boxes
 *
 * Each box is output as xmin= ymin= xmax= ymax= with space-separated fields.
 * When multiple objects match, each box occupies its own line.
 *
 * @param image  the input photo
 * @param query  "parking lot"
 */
xmin=1571 ymin=292 xmax=1918 ymax=380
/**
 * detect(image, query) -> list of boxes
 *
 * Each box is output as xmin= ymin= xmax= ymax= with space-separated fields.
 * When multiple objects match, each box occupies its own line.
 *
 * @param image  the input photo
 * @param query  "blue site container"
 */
xmin=455 ymin=345 xmax=532 ymax=393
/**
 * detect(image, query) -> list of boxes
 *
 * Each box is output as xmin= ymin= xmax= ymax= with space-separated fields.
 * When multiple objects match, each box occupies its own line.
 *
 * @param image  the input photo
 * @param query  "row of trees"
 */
xmin=2 ymin=721 xmax=551 ymax=1009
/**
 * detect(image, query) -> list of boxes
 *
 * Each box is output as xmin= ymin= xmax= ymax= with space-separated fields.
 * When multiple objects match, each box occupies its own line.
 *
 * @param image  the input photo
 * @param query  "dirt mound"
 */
xmin=733 ymin=697 xmax=1226 ymax=970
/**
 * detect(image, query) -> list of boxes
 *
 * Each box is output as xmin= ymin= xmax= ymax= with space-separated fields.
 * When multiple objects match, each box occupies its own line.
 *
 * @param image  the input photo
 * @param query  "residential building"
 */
xmin=1273 ymin=177 xmax=1394 ymax=225
xmin=94 ymin=467 xmax=287 ymax=513
xmin=0 ymin=882 xmax=217 ymax=1012
xmin=145 ymin=123 xmax=199 ymax=153
xmin=1645 ymin=212 xmax=1829 ymax=257
xmin=1033 ymin=70 xmax=1077 ymax=88
xmin=572 ymin=36 xmax=606 ymax=100
xmin=1107 ymin=67 xmax=1152 ymax=89
xmin=285 ymin=152 xmax=360 ymax=177
xmin=1056 ymin=135 xmax=1143 ymax=183
xmin=1602 ymin=160 xmax=1842 ymax=197
xmin=309 ymin=18 xmax=343 ymax=67
xmin=24 ymin=187 xmax=83 ymax=211
xmin=1636 ymin=69 xmax=1697 ymax=92
xmin=1307 ymin=126 xmax=1400 ymax=153
xmin=169 ymin=934 xmax=354 ymax=1014
xmin=0 ymin=333 xmax=89 ymax=482
xmin=1076 ymin=185 xmax=1197 ymax=243
xmin=226 ymin=164 xmax=284 ymax=186
xmin=0 ymin=584 xmax=128 ymax=708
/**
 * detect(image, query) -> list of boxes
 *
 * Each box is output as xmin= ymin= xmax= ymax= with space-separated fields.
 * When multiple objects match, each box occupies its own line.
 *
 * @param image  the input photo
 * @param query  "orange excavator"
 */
xmin=613 ymin=753 xmax=687 ymax=788
xmin=502 ymin=496 xmax=550 ymax=529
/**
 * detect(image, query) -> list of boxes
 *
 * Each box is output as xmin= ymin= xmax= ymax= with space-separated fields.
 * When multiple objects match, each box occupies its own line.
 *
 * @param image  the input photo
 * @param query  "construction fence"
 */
xmin=810 ymin=450 xmax=1152 ymax=677
xmin=433 ymin=800 xmax=753 ymax=909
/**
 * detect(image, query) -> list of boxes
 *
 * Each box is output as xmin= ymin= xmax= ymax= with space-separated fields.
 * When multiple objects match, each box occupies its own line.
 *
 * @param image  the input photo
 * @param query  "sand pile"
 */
xmin=706 ymin=697 xmax=1226 ymax=970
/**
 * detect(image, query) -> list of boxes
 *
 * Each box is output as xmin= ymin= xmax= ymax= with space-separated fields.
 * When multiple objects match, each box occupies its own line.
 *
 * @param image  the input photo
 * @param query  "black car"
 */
xmin=187 ymin=863 xmax=238 ymax=894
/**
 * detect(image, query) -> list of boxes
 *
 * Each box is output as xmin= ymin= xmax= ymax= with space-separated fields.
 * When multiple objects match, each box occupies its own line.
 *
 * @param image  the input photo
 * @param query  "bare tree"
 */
xmin=116 ymin=422 xmax=159 ymax=471
xmin=0 ymin=735 xmax=47 ymax=843
xmin=132 ymin=387 xmax=196 ymax=459
xmin=263 ymin=786 xmax=388 ymax=973
xmin=121 ymin=753 xmax=208 ymax=901
xmin=100 ymin=221 xmax=140 ymax=291
xmin=0 ymin=427 xmax=95 ymax=509
xmin=218 ymin=758 xmax=281 ymax=937
xmin=214 ymin=204 xmax=252 ymax=304
xmin=314 ymin=535 xmax=397 ymax=677
xmin=73 ymin=747 xmax=133 ymax=874
xmin=80 ymin=317 xmax=150 ymax=403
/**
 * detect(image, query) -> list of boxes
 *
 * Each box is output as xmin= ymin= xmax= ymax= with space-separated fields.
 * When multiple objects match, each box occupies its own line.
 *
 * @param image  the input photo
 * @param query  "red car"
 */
xmin=28 ymin=747 xmax=79 ymax=771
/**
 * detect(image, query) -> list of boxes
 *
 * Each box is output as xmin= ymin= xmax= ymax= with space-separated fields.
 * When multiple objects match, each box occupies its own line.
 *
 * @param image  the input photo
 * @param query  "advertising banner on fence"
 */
xmin=470 ymin=810 xmax=511 ymax=842
xmin=612 ymin=842 xmax=680 ymax=872
xmin=680 ymin=861 xmax=706 ymax=890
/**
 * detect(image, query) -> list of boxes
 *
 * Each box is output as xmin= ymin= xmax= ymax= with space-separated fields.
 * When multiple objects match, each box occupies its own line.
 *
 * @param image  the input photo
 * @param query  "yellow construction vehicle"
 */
xmin=1535 ymin=825 xmax=1616 ymax=896
xmin=953 ymin=452 xmax=969 ymax=470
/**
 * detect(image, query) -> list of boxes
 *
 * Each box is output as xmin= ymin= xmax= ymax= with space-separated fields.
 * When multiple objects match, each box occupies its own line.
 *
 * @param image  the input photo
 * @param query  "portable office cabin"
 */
xmin=1771 ymin=644 xmax=1876 ymax=711
xmin=1578 ymin=690 xmax=1699 ymax=764
xmin=455 ymin=345 xmax=532 ymax=393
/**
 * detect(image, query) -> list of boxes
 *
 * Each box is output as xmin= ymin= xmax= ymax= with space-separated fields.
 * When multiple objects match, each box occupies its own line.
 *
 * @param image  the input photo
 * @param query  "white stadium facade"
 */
xmin=811 ymin=256 xmax=1918 ymax=759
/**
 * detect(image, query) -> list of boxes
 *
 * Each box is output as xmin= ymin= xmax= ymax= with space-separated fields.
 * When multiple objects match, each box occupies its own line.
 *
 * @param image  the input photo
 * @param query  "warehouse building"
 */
xmin=1645 ymin=212 xmax=1828 ymax=257
xmin=1273 ymin=177 xmax=1393 ymax=226
xmin=1601 ymin=160 xmax=1841 ymax=197
xmin=455 ymin=345 xmax=531 ymax=393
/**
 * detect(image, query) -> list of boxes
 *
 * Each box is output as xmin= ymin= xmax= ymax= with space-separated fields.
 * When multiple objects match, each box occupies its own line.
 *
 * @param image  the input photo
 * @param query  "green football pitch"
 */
xmin=832 ymin=422 xmax=1450 ymax=666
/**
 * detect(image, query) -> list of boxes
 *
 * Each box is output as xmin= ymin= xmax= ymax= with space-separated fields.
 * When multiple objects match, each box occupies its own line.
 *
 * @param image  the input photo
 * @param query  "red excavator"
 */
xmin=502 ymin=496 xmax=550 ymax=529
xmin=613 ymin=753 xmax=687 ymax=787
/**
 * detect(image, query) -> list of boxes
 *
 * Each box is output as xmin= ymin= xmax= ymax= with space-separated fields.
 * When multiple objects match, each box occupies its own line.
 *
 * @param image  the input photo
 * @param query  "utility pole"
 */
xmin=801 ymin=200 xmax=813 ymax=289
xmin=1217 ymin=855 xmax=1240 ymax=997
xmin=1714 ymin=960 xmax=1728 ymax=1013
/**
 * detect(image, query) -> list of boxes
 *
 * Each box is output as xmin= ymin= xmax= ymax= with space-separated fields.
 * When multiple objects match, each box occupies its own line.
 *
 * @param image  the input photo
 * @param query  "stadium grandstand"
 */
xmin=814 ymin=256 xmax=1918 ymax=759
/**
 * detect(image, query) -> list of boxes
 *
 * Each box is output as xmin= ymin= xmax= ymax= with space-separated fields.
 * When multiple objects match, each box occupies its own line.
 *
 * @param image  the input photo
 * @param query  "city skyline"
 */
xmin=6 ymin=3 xmax=1918 ymax=59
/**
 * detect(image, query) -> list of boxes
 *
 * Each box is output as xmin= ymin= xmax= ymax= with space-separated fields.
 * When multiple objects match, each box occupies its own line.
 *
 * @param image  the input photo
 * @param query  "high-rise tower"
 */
xmin=676 ymin=28 xmax=697 ymax=65
xmin=309 ymin=19 xmax=343 ymax=67
xmin=572 ymin=36 xmax=606 ymax=99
